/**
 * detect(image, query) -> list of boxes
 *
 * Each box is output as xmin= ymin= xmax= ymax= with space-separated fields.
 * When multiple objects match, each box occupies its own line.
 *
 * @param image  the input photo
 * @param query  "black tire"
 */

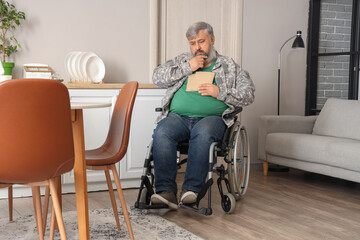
xmin=221 ymin=193 xmax=236 ymax=214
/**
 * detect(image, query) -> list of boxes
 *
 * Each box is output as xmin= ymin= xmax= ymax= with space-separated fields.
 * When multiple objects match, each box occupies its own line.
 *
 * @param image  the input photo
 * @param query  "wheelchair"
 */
xmin=134 ymin=108 xmax=250 ymax=215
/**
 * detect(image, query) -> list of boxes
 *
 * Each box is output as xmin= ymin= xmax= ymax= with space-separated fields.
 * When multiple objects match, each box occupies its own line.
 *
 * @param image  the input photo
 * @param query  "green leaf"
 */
xmin=0 ymin=0 xmax=26 ymax=61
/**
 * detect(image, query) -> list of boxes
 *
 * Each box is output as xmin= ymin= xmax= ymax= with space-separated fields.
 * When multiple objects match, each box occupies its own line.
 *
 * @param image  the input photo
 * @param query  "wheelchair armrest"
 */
xmin=223 ymin=107 xmax=243 ymax=120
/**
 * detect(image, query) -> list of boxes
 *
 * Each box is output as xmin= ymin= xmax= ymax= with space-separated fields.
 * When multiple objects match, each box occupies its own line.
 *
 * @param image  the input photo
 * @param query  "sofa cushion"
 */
xmin=312 ymin=98 xmax=360 ymax=140
xmin=266 ymin=133 xmax=360 ymax=172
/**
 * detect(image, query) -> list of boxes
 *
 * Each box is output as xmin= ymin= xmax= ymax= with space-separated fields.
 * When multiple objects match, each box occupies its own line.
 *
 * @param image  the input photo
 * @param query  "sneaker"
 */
xmin=180 ymin=190 xmax=198 ymax=204
xmin=151 ymin=191 xmax=178 ymax=210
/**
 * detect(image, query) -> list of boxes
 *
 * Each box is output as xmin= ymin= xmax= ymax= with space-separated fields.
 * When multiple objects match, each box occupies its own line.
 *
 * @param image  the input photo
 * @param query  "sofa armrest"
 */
xmin=258 ymin=115 xmax=318 ymax=161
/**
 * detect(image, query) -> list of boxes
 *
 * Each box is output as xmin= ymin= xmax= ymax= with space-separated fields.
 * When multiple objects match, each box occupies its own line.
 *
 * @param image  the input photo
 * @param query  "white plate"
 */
xmin=70 ymin=52 xmax=82 ymax=81
xmin=75 ymin=52 xmax=87 ymax=81
xmin=64 ymin=52 xmax=74 ymax=79
xmin=80 ymin=52 xmax=97 ymax=81
xmin=65 ymin=51 xmax=80 ymax=80
xmin=86 ymin=56 xmax=105 ymax=83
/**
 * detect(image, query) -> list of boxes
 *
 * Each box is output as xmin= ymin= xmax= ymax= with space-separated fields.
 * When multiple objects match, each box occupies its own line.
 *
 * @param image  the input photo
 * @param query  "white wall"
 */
xmin=242 ymin=0 xmax=309 ymax=163
xmin=10 ymin=0 xmax=150 ymax=83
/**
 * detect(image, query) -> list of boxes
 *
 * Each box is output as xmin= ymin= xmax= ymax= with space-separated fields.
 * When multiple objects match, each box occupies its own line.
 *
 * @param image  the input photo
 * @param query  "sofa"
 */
xmin=258 ymin=98 xmax=360 ymax=183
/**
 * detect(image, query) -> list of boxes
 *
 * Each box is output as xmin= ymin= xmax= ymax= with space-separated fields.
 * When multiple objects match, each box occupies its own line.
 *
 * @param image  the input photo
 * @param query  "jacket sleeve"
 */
xmin=152 ymin=55 xmax=193 ymax=88
xmin=217 ymin=64 xmax=255 ymax=108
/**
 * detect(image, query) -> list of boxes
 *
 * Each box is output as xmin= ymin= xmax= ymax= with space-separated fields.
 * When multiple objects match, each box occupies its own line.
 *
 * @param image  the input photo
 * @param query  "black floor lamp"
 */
xmin=277 ymin=31 xmax=305 ymax=115
xmin=270 ymin=31 xmax=305 ymax=173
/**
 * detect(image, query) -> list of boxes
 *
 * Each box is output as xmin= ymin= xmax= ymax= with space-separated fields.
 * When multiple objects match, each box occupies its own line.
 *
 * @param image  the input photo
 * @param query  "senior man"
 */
xmin=151 ymin=21 xmax=255 ymax=210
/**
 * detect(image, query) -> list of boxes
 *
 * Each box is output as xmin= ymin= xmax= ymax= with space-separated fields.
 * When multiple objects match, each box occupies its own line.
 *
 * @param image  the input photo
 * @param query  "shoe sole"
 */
xmin=151 ymin=194 xmax=178 ymax=210
xmin=180 ymin=191 xmax=197 ymax=204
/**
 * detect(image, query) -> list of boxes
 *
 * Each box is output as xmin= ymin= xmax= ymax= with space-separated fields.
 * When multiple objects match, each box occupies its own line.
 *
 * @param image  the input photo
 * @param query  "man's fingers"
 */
xmin=197 ymin=56 xmax=206 ymax=63
xmin=197 ymin=84 xmax=219 ymax=98
xmin=189 ymin=55 xmax=208 ymax=71
xmin=196 ymin=55 xmax=208 ymax=59
xmin=199 ymin=83 xmax=212 ymax=89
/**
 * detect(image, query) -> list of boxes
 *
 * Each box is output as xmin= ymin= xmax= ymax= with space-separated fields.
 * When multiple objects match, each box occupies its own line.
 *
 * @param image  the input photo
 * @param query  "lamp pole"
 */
xmin=269 ymin=31 xmax=305 ymax=173
xmin=277 ymin=31 xmax=304 ymax=115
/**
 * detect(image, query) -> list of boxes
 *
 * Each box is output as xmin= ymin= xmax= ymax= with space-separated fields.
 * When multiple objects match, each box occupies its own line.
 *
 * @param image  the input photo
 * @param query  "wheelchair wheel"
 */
xmin=227 ymin=122 xmax=250 ymax=200
xmin=221 ymin=193 xmax=236 ymax=214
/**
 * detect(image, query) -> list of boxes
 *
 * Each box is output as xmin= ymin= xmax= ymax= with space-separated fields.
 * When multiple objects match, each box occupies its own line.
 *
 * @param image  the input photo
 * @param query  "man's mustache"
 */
xmin=195 ymin=50 xmax=208 ymax=57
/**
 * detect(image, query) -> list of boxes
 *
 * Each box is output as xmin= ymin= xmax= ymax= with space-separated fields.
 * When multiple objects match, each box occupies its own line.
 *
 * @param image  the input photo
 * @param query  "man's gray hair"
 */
xmin=186 ymin=21 xmax=214 ymax=39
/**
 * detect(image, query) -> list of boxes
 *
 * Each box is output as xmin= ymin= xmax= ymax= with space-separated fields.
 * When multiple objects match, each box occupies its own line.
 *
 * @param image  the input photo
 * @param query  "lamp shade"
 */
xmin=292 ymin=31 xmax=305 ymax=48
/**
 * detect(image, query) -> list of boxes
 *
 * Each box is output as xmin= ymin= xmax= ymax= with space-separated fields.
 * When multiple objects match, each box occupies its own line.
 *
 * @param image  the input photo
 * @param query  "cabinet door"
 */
xmin=64 ymin=89 xmax=120 ymax=192
xmin=119 ymin=88 xmax=166 ymax=188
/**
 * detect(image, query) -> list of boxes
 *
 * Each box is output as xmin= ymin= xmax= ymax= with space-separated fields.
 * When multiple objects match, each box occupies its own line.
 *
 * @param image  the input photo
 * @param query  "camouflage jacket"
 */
xmin=152 ymin=52 xmax=255 ymax=127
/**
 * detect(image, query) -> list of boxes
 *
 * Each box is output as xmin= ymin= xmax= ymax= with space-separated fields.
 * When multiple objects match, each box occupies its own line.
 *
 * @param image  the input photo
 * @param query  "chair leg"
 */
xmin=32 ymin=186 xmax=45 ymax=240
xmin=8 ymin=186 xmax=13 ymax=221
xmin=49 ymin=179 xmax=67 ymax=240
xmin=105 ymin=168 xmax=121 ymax=230
xmin=42 ymin=185 xmax=51 ymax=236
xmin=263 ymin=161 xmax=268 ymax=176
xmin=49 ymin=205 xmax=56 ymax=240
xmin=109 ymin=164 xmax=135 ymax=240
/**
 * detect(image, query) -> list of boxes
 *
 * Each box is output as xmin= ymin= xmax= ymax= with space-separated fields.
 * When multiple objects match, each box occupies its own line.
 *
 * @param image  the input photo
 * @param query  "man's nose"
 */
xmin=195 ymin=42 xmax=201 ymax=50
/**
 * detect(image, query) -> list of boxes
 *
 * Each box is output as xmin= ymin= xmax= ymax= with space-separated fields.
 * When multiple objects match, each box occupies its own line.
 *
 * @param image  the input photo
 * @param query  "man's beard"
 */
xmin=192 ymin=45 xmax=216 ymax=64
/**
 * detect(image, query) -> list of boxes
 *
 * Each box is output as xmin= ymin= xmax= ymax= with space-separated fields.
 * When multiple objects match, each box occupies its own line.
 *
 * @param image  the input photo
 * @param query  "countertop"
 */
xmin=65 ymin=83 xmax=157 ymax=89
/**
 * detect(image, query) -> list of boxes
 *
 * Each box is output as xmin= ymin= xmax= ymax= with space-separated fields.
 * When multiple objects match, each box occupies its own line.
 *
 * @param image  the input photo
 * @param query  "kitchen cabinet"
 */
xmin=119 ymin=88 xmax=166 ymax=187
xmin=0 ymin=85 xmax=165 ymax=199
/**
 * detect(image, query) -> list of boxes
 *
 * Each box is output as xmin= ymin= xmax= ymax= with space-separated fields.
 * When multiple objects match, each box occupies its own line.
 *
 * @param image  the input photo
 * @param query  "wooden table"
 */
xmin=70 ymin=102 xmax=112 ymax=239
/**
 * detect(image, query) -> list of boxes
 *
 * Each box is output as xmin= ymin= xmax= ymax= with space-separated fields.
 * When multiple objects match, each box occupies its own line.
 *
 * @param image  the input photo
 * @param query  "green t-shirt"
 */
xmin=170 ymin=59 xmax=227 ymax=117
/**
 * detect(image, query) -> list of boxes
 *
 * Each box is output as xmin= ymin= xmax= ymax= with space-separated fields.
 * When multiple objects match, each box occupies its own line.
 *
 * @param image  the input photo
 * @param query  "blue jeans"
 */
xmin=152 ymin=112 xmax=226 ymax=194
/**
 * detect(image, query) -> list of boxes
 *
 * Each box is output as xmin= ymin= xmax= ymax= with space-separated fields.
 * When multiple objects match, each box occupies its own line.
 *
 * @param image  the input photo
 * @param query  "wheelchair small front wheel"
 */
xmin=221 ymin=193 xmax=236 ymax=214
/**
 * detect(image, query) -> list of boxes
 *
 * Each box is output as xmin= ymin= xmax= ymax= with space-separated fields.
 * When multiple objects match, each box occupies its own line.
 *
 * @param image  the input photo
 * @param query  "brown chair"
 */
xmin=0 ymin=79 xmax=74 ymax=240
xmin=85 ymin=81 xmax=138 ymax=240
xmin=0 ymin=184 xmax=12 ymax=221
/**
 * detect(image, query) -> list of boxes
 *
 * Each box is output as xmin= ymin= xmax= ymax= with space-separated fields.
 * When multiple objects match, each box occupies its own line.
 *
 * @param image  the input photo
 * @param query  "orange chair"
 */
xmin=0 ymin=79 xmax=74 ymax=240
xmin=85 ymin=81 xmax=138 ymax=240
xmin=0 ymin=184 xmax=12 ymax=221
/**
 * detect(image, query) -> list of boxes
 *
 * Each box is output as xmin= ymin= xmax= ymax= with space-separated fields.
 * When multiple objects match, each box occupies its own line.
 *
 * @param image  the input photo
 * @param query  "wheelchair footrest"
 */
xmin=179 ymin=203 xmax=212 ymax=215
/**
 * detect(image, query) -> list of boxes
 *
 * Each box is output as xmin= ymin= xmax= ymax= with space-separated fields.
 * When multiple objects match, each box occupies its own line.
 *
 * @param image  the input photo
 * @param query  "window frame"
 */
xmin=306 ymin=0 xmax=359 ymax=115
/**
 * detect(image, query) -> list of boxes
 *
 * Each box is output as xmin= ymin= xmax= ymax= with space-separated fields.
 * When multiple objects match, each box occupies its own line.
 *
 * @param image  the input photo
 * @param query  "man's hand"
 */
xmin=189 ymin=55 xmax=207 ymax=72
xmin=198 ymin=83 xmax=219 ymax=98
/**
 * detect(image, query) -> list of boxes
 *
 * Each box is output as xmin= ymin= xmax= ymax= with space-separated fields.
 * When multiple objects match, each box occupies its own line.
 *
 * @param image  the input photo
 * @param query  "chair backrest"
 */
xmin=0 ymin=79 xmax=74 ymax=184
xmin=101 ymin=81 xmax=138 ymax=164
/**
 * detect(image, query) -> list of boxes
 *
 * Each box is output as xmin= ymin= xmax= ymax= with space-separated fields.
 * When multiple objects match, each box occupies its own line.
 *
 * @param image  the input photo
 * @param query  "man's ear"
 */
xmin=211 ymin=35 xmax=215 ymax=45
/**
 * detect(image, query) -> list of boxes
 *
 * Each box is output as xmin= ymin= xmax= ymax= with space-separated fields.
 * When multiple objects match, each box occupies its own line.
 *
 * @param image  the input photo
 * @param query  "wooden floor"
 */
xmin=1 ymin=168 xmax=360 ymax=240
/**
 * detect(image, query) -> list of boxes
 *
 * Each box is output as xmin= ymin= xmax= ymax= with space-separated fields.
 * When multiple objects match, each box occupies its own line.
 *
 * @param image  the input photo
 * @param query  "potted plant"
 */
xmin=0 ymin=0 xmax=25 ymax=77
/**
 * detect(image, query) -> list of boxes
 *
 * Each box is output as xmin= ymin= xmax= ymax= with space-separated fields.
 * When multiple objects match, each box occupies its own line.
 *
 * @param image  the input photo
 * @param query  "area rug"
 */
xmin=0 ymin=207 xmax=203 ymax=240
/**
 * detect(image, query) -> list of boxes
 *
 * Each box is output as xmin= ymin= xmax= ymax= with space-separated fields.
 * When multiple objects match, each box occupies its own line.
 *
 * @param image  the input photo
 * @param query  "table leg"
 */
xmin=72 ymin=109 xmax=90 ymax=240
